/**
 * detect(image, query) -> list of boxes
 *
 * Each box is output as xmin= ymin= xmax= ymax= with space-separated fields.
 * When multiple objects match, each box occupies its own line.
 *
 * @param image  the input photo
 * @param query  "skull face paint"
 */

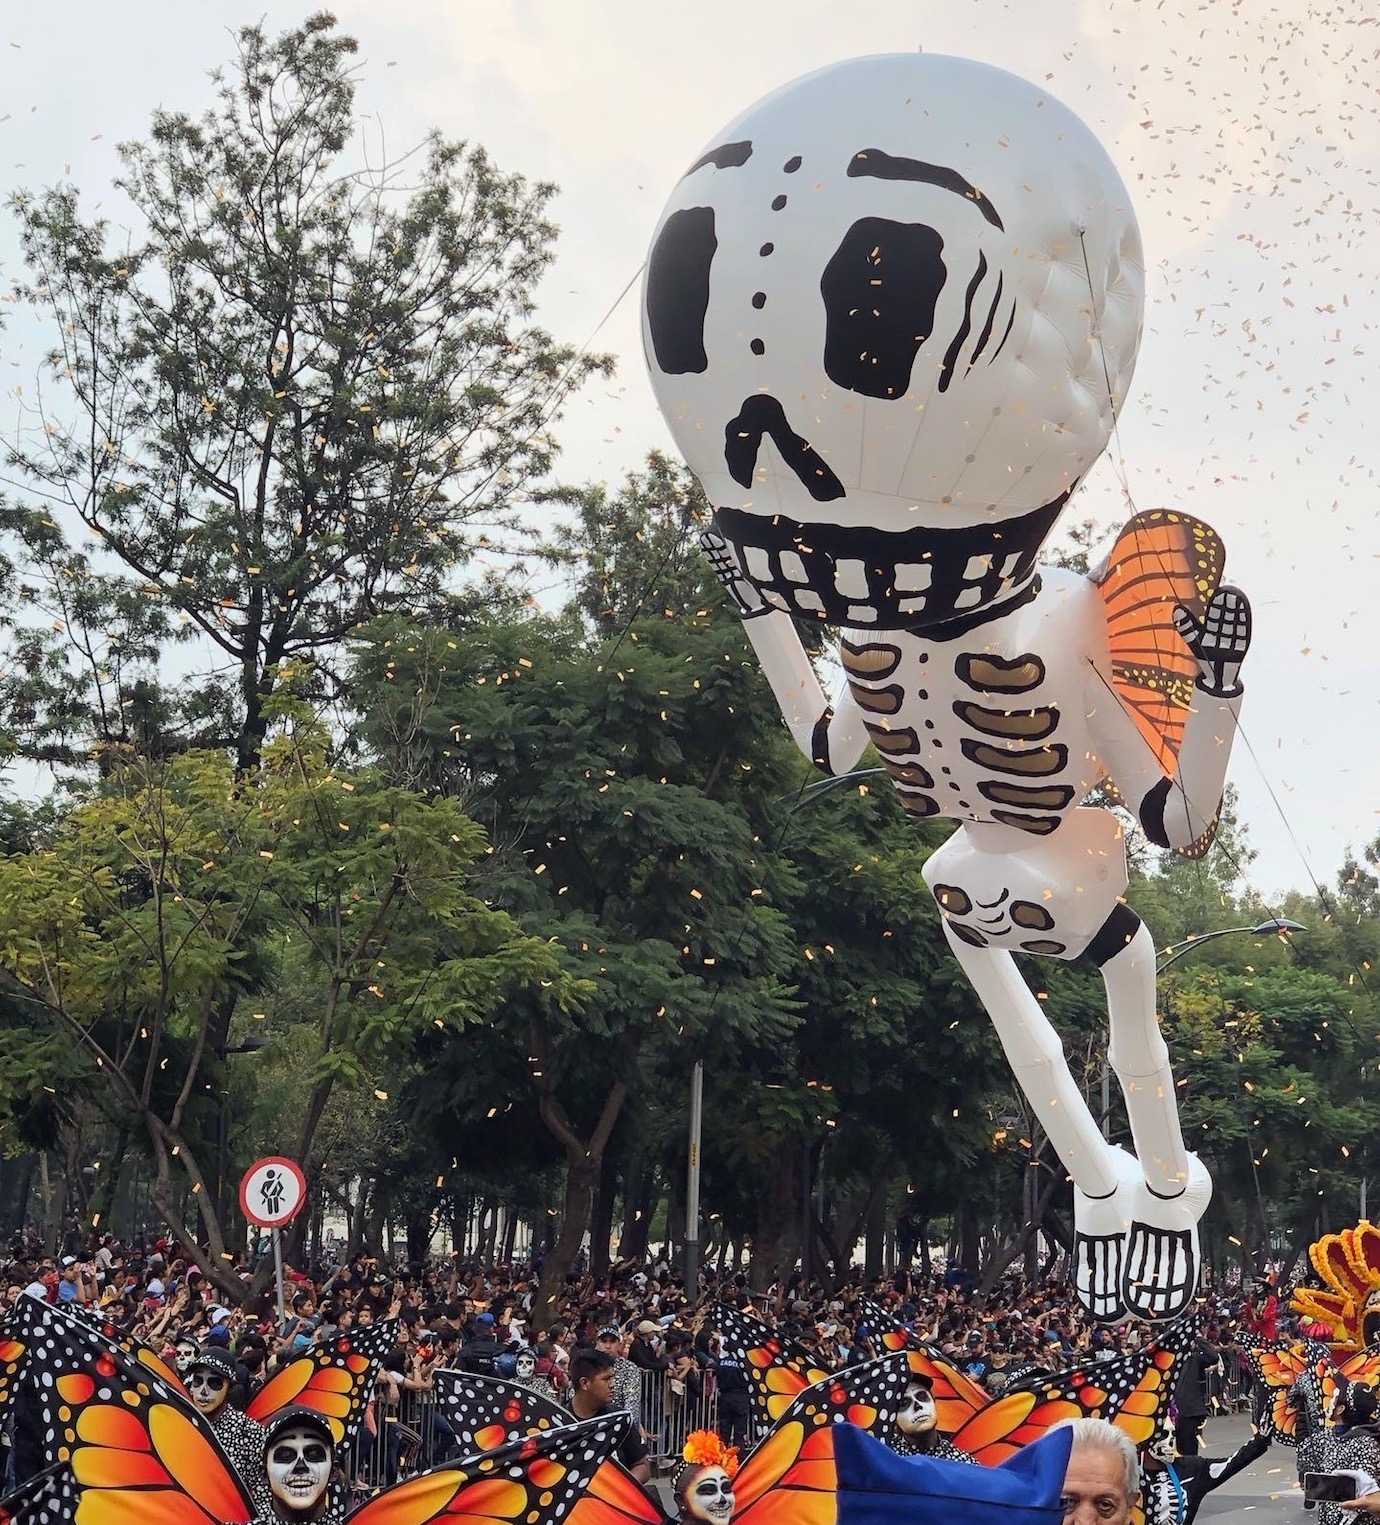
xmin=267 ymin=1425 xmax=333 ymax=1517
xmin=187 ymin=1367 xmax=230 ymax=1416
xmin=174 ymin=1340 xmax=198 ymax=1375
xmin=896 ymin=1379 xmax=937 ymax=1436
xmin=683 ymin=1465 xmax=736 ymax=1525
xmin=515 ymin=1351 xmax=537 ymax=1380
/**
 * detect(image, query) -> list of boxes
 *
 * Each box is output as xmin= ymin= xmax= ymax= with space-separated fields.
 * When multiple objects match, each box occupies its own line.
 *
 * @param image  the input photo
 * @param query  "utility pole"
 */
xmin=684 ymin=1060 xmax=703 ymax=1292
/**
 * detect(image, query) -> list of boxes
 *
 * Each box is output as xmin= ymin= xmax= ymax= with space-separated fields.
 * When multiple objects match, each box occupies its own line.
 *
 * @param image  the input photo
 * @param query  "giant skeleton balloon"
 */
xmin=643 ymin=53 xmax=1253 ymax=1323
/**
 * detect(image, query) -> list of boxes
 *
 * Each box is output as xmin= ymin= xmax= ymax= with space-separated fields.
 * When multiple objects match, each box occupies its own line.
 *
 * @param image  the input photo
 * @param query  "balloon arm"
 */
xmin=742 ymin=613 xmax=868 ymax=776
xmin=1092 ymin=669 xmax=1243 ymax=853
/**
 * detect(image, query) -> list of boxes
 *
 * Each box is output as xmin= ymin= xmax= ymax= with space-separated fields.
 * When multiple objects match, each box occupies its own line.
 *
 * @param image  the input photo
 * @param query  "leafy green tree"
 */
xmin=0 ymin=693 xmax=567 ymax=1296
xmin=4 ymin=12 xmax=607 ymax=773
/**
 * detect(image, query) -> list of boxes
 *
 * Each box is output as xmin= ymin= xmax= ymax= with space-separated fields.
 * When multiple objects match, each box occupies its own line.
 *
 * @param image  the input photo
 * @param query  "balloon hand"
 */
xmin=699 ymin=529 xmax=771 ymax=620
xmin=1173 ymin=585 xmax=1251 ymax=697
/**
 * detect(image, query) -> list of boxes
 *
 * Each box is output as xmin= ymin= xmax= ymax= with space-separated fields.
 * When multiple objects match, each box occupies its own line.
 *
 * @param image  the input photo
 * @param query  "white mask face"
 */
xmin=174 ymin=1342 xmax=198 ymax=1375
xmin=188 ymin=1367 xmax=230 ymax=1415
xmin=267 ymin=1425 xmax=333 ymax=1515
xmin=516 ymin=1352 xmax=536 ymax=1380
xmin=686 ymin=1466 xmax=735 ymax=1525
xmin=897 ymin=1382 xmax=937 ymax=1436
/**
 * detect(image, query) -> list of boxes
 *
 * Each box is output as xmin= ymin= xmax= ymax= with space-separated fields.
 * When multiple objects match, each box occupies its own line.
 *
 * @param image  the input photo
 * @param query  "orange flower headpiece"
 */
xmin=1291 ymin=1220 xmax=1380 ymax=1352
xmin=682 ymin=1430 xmax=740 ymax=1477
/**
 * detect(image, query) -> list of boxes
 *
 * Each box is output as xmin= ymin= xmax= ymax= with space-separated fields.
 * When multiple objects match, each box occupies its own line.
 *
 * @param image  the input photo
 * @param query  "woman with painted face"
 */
xmin=186 ymin=1345 xmax=274 ymax=1515
xmin=262 ymin=1407 xmax=339 ymax=1523
xmin=673 ymin=1430 xmax=738 ymax=1525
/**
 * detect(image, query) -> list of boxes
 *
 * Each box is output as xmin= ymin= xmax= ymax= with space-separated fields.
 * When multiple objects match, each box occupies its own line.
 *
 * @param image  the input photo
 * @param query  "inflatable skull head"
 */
xmin=643 ymin=53 xmax=1144 ymax=631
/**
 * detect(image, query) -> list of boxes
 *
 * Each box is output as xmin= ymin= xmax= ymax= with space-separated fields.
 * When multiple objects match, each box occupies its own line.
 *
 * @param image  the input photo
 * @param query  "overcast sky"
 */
xmin=3 ymin=0 xmax=1378 ymax=899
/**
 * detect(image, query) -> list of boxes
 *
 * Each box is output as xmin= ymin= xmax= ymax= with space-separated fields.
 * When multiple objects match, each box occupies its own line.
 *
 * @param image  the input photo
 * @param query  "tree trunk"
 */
xmin=622 ymin=1165 xmax=655 ymax=1262
xmin=533 ymin=1155 xmax=596 ymax=1328
xmin=918 ymin=1220 xmax=932 ymax=1281
xmin=749 ymin=1148 xmax=803 ymax=1290
xmin=500 ymin=1208 xmax=518 ymax=1264
xmin=40 ymin=1152 xmax=66 ymax=1255
xmin=589 ymin=1153 xmax=617 ymax=1278
xmin=864 ymin=1177 xmax=889 ymax=1282
xmin=959 ymin=1201 xmax=979 ymax=1275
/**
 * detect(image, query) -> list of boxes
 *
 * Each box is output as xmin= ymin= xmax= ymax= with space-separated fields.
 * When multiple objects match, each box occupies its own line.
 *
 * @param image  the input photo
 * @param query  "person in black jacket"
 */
xmin=711 ymin=1331 xmax=752 ymax=1448
xmin=460 ymin=1311 xmax=501 ymax=1375
xmin=1172 ymin=1336 xmax=1221 ymax=1455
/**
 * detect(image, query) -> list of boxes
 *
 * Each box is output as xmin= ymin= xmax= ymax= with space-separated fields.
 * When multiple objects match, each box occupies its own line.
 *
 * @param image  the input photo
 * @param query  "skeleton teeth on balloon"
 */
xmin=642 ymin=53 xmax=1253 ymax=1325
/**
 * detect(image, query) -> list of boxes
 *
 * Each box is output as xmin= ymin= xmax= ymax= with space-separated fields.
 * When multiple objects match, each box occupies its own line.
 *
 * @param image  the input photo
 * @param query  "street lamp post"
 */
xmin=684 ymin=1058 xmax=704 ymax=1292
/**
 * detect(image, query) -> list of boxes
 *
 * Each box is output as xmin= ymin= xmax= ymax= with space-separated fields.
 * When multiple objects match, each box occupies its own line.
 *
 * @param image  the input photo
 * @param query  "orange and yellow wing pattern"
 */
xmin=930 ymin=1319 xmax=1196 ymax=1465
xmin=433 ymin=1369 xmax=573 ymax=1454
xmin=567 ymin=1458 xmax=665 ymax=1525
xmin=1093 ymin=509 xmax=1225 ymax=776
xmin=246 ymin=1317 xmax=396 ymax=1446
xmin=767 ymin=1354 xmax=916 ymax=1449
xmin=342 ymin=1412 xmax=639 ymax=1525
xmin=0 ymin=1320 xmax=25 ymax=1425
xmin=733 ymin=1419 xmax=839 ymax=1525
xmin=712 ymin=1307 xmax=829 ymax=1427
xmin=65 ymin=1303 xmax=190 ymax=1404
xmin=1247 ymin=1340 xmax=1329 ymax=1446
xmin=9 ymin=1298 xmax=254 ymax=1525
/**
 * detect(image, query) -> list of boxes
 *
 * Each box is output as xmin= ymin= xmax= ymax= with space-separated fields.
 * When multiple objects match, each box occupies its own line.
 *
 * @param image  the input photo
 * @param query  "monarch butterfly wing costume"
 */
xmin=9 ymin=1292 xmax=255 ymax=1525
xmin=902 ymin=1318 xmax=1193 ymax=1467
xmin=731 ymin=1391 xmax=1074 ymax=1525
xmin=0 ymin=1314 xmax=26 ymax=1431
xmin=62 ymin=1300 xmax=191 ymax=1403
xmin=1093 ymin=509 xmax=1226 ymax=856
xmin=433 ymin=1368 xmax=574 ymax=1454
xmin=245 ymin=1317 xmax=397 ymax=1451
xmin=855 ymin=1299 xmax=919 ymax=1354
xmin=1247 ymin=1339 xmax=1333 ymax=1446
xmin=711 ymin=1307 xmax=829 ymax=1429
xmin=341 ymin=1412 xmax=653 ymax=1525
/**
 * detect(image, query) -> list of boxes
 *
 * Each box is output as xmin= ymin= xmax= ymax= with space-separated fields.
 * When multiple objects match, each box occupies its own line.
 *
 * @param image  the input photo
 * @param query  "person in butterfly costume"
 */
xmin=1138 ymin=1423 xmax=1271 ymax=1525
xmin=713 ymin=1302 xmax=1194 ymax=1473
xmin=1 ymin=1291 xmax=396 ymax=1523
xmin=1250 ymin=1337 xmax=1380 ymax=1525
xmin=642 ymin=53 xmax=1254 ymax=1327
xmin=0 ymin=1354 xmax=1077 ymax=1525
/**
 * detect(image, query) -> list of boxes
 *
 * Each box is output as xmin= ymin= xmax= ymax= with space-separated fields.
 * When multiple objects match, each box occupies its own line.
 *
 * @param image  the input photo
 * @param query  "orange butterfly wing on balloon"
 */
xmin=246 ymin=1320 xmax=395 ymax=1446
xmin=1093 ymin=509 xmax=1225 ymax=781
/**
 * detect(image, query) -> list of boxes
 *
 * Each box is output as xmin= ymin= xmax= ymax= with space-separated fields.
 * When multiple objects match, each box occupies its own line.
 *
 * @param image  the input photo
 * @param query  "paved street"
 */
xmin=1199 ymin=1414 xmax=1303 ymax=1523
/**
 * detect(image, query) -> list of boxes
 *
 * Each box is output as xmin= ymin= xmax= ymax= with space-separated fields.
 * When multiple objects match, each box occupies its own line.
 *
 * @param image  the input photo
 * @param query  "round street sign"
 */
xmin=239 ymin=1156 xmax=308 ymax=1228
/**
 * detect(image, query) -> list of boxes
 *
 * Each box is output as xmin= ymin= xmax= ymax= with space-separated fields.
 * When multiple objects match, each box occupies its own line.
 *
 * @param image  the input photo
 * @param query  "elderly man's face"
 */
xmin=1060 ymin=1444 xmax=1133 ymax=1525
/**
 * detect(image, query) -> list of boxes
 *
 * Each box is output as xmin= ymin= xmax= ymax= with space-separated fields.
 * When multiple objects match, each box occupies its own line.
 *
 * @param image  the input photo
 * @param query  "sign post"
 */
xmin=239 ymin=1155 xmax=307 ymax=1328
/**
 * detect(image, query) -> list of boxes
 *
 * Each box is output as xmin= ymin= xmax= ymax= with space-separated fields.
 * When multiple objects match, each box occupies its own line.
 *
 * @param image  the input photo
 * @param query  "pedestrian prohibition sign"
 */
xmin=239 ymin=1156 xmax=307 ymax=1229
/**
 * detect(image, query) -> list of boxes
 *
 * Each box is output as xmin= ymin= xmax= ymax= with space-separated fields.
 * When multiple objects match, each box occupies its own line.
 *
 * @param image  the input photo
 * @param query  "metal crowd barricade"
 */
xmin=635 ymin=1367 xmax=720 ymax=1464
xmin=1206 ymin=1347 xmax=1254 ymax=1414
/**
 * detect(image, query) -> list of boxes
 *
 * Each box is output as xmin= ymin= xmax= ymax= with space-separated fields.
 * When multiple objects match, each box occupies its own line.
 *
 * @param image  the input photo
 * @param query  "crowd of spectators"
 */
xmin=1 ymin=1222 xmax=1288 ymax=1481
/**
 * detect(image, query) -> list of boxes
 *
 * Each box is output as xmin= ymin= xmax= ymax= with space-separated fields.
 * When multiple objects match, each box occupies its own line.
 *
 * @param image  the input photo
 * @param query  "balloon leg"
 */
xmin=1099 ymin=917 xmax=1209 ymax=1321
xmin=940 ymin=923 xmax=1144 ymax=1318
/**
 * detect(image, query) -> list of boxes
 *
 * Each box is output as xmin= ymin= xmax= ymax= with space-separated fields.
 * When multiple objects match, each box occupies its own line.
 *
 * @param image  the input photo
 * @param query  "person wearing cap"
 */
xmin=629 ymin=1319 xmax=665 ymax=1373
xmin=186 ymin=1345 xmax=272 ymax=1513
xmin=594 ymin=1326 xmax=641 ymax=1419
xmin=262 ymin=1406 xmax=339 ymax=1522
xmin=460 ymin=1310 xmax=501 ymax=1375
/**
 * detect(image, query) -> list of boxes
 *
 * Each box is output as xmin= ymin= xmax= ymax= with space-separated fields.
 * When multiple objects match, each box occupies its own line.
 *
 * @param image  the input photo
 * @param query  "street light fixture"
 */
xmin=1155 ymin=916 xmax=1307 ymax=975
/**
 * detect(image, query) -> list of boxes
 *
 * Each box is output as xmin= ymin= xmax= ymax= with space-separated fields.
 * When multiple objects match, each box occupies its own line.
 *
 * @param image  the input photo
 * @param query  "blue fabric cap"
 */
xmin=834 ymin=1423 xmax=1072 ymax=1525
